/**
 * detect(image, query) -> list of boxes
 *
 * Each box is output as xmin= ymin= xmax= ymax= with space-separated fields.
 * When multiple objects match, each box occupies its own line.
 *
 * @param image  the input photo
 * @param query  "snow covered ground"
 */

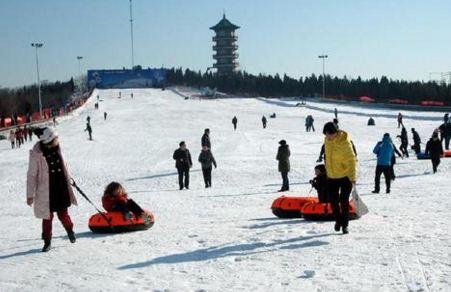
xmin=0 ymin=88 xmax=450 ymax=291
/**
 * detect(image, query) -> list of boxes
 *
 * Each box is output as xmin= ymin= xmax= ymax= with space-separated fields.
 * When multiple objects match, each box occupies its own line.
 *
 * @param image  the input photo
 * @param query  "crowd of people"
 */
xmin=8 ymin=126 xmax=34 ymax=149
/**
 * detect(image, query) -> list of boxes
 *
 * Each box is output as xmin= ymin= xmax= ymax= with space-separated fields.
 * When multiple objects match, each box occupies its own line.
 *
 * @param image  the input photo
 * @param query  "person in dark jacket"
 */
xmin=262 ymin=116 xmax=267 ymax=129
xmin=425 ymin=132 xmax=444 ymax=173
xmin=173 ymin=141 xmax=193 ymax=190
xmin=104 ymin=112 xmax=108 ymax=120
xmin=198 ymin=146 xmax=217 ymax=188
xmin=439 ymin=122 xmax=451 ymax=150
xmin=397 ymin=127 xmax=409 ymax=157
xmin=232 ymin=116 xmax=238 ymax=130
xmin=411 ymin=128 xmax=421 ymax=154
xmin=201 ymin=129 xmax=211 ymax=149
xmin=397 ymin=112 xmax=403 ymax=128
xmin=334 ymin=108 xmax=338 ymax=119
xmin=310 ymin=164 xmax=328 ymax=203
xmin=85 ymin=122 xmax=92 ymax=140
xmin=444 ymin=113 xmax=449 ymax=124
xmin=389 ymin=142 xmax=403 ymax=181
xmin=372 ymin=133 xmax=395 ymax=194
xmin=276 ymin=140 xmax=291 ymax=192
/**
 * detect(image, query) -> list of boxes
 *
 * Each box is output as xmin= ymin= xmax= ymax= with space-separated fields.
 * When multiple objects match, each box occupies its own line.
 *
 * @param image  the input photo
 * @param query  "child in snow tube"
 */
xmin=309 ymin=164 xmax=329 ymax=203
xmin=102 ymin=182 xmax=146 ymax=220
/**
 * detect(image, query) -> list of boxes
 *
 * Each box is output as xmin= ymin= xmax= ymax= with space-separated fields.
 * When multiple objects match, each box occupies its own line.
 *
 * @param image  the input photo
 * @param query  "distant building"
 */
xmin=210 ymin=14 xmax=239 ymax=76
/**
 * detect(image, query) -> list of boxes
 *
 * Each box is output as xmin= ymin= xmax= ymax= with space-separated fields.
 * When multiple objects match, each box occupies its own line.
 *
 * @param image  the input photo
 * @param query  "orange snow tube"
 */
xmin=271 ymin=196 xmax=319 ymax=218
xmin=301 ymin=202 xmax=358 ymax=221
xmin=443 ymin=150 xmax=451 ymax=157
xmin=88 ymin=210 xmax=155 ymax=233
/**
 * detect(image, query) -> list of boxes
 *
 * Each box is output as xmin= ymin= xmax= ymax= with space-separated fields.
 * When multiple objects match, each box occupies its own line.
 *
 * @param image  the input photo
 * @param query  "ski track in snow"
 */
xmin=0 ymin=88 xmax=450 ymax=291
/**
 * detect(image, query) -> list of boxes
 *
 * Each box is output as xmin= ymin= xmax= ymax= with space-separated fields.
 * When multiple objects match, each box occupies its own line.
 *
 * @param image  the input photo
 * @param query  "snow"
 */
xmin=0 ymin=88 xmax=450 ymax=291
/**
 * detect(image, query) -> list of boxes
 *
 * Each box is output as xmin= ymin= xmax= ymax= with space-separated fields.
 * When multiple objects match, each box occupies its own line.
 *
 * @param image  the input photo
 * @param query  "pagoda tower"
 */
xmin=210 ymin=14 xmax=239 ymax=75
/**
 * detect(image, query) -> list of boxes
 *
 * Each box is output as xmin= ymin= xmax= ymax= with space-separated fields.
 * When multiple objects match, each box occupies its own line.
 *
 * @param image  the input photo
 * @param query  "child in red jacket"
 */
xmin=102 ymin=182 xmax=145 ymax=220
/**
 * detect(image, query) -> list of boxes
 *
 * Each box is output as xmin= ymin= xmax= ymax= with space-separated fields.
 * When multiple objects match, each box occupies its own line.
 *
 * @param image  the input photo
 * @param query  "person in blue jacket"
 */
xmin=372 ymin=133 xmax=395 ymax=194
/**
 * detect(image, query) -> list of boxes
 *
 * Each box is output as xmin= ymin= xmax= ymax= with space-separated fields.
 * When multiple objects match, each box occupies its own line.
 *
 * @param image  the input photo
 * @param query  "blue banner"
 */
xmin=87 ymin=68 xmax=167 ymax=89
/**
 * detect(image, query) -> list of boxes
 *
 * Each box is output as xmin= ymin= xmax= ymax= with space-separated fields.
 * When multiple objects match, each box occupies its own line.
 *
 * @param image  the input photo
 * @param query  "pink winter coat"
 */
xmin=26 ymin=143 xmax=77 ymax=219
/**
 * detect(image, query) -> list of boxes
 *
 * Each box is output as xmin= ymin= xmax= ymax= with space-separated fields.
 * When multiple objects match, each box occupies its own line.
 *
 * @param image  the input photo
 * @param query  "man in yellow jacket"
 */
xmin=323 ymin=122 xmax=357 ymax=234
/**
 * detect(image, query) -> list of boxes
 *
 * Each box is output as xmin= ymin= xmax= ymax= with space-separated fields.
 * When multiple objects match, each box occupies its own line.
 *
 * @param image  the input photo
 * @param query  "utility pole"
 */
xmin=77 ymin=56 xmax=83 ymax=76
xmin=31 ymin=43 xmax=44 ymax=118
xmin=318 ymin=54 xmax=328 ymax=98
xmin=129 ymin=0 xmax=135 ymax=69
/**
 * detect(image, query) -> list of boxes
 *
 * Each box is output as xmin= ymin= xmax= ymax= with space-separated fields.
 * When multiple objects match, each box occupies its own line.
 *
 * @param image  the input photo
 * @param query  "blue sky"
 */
xmin=1 ymin=0 xmax=451 ymax=87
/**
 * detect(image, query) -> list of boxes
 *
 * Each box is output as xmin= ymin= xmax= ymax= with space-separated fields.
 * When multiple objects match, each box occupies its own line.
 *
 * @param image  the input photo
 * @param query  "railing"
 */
xmin=212 ymin=35 xmax=238 ymax=42
xmin=213 ymin=44 xmax=238 ymax=50
xmin=213 ymin=53 xmax=239 ymax=59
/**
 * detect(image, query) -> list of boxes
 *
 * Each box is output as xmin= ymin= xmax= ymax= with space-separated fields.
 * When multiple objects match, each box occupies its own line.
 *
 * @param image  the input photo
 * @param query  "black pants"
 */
xmin=202 ymin=167 xmax=212 ymax=187
xmin=413 ymin=143 xmax=421 ymax=154
xmin=177 ymin=168 xmax=190 ymax=189
xmin=328 ymin=177 xmax=352 ymax=228
xmin=389 ymin=165 xmax=396 ymax=180
xmin=400 ymin=143 xmax=408 ymax=157
xmin=375 ymin=165 xmax=391 ymax=192
xmin=263 ymin=123 xmax=266 ymax=129
xmin=233 ymin=124 xmax=237 ymax=130
xmin=431 ymin=158 xmax=440 ymax=173
xmin=445 ymin=136 xmax=450 ymax=150
xmin=281 ymin=171 xmax=289 ymax=190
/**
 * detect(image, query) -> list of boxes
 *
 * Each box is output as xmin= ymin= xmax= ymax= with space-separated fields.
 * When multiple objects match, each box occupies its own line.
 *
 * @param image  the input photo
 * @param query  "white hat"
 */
xmin=39 ymin=127 xmax=58 ymax=144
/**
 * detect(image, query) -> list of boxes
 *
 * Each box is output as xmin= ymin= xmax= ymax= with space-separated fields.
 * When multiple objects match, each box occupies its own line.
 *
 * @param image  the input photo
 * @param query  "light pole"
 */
xmin=129 ymin=0 xmax=135 ymax=69
xmin=77 ymin=56 xmax=83 ymax=76
xmin=318 ymin=54 xmax=328 ymax=98
xmin=31 ymin=43 xmax=44 ymax=118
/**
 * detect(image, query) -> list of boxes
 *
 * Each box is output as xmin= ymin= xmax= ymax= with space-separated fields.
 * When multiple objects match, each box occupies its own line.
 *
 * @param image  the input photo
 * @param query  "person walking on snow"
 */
xmin=201 ymin=128 xmax=211 ymax=149
xmin=104 ymin=112 xmax=107 ymax=120
xmin=26 ymin=127 xmax=77 ymax=252
xmin=262 ymin=116 xmax=267 ymax=129
xmin=397 ymin=127 xmax=409 ymax=157
xmin=173 ymin=141 xmax=193 ymax=190
xmin=397 ymin=112 xmax=403 ymax=128
xmin=411 ymin=128 xmax=421 ymax=154
xmin=276 ymin=140 xmax=291 ymax=192
xmin=322 ymin=122 xmax=357 ymax=234
xmin=438 ymin=121 xmax=451 ymax=150
xmin=425 ymin=132 xmax=444 ymax=173
xmin=232 ymin=116 xmax=238 ymax=130
xmin=334 ymin=108 xmax=338 ymax=119
xmin=198 ymin=145 xmax=217 ymax=188
xmin=372 ymin=133 xmax=395 ymax=194
xmin=85 ymin=122 xmax=93 ymax=140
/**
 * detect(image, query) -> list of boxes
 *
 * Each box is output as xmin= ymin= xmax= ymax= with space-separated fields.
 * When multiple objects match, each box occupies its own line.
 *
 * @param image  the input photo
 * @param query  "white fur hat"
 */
xmin=39 ymin=127 xmax=58 ymax=144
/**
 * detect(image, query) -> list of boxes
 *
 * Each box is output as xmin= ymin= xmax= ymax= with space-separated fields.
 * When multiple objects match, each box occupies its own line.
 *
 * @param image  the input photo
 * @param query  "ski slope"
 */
xmin=0 ymin=88 xmax=450 ymax=291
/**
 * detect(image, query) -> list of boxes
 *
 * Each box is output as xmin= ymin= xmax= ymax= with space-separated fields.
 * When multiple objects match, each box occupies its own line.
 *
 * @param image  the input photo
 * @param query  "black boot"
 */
xmin=342 ymin=227 xmax=349 ymax=234
xmin=67 ymin=230 xmax=76 ymax=243
xmin=334 ymin=222 xmax=341 ymax=232
xmin=42 ymin=239 xmax=51 ymax=252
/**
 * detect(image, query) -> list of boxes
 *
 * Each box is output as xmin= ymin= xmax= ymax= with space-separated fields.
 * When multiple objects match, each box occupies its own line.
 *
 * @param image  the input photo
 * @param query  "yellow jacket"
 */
xmin=324 ymin=130 xmax=357 ymax=181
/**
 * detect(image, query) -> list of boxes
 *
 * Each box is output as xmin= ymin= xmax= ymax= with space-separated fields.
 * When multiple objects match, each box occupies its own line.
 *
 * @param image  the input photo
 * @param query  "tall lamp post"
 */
xmin=129 ymin=0 xmax=135 ymax=69
xmin=77 ymin=56 xmax=83 ymax=76
xmin=31 ymin=42 xmax=44 ymax=118
xmin=318 ymin=54 xmax=328 ymax=98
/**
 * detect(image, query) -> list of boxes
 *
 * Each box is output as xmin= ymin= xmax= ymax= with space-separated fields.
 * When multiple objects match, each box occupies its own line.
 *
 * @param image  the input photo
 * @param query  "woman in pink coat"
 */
xmin=26 ymin=127 xmax=77 ymax=252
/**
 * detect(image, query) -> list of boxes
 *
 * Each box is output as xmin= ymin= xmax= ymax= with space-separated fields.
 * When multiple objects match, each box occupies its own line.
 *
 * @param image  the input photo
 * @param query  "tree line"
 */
xmin=167 ymin=68 xmax=451 ymax=104
xmin=0 ymin=79 xmax=75 ymax=119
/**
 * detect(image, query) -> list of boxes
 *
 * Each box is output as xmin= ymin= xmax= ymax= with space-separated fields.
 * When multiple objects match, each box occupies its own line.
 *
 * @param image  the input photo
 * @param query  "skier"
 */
xmin=198 ymin=145 xmax=217 ymax=188
xmin=309 ymin=164 xmax=328 ymax=203
xmin=372 ymin=133 xmax=395 ymax=194
xmin=232 ymin=116 xmax=238 ymax=130
xmin=397 ymin=127 xmax=409 ymax=157
xmin=411 ymin=128 xmax=421 ymax=154
xmin=425 ymin=132 xmax=444 ymax=173
xmin=102 ymin=182 xmax=146 ymax=220
xmin=26 ymin=127 xmax=77 ymax=252
xmin=201 ymin=128 xmax=211 ymax=149
xmin=104 ymin=112 xmax=107 ymax=120
xmin=322 ymin=122 xmax=357 ymax=234
xmin=276 ymin=140 xmax=290 ymax=192
xmin=9 ymin=130 xmax=15 ymax=149
xmin=85 ymin=122 xmax=93 ymax=140
xmin=397 ymin=112 xmax=403 ymax=128
xmin=334 ymin=108 xmax=338 ymax=119
xmin=262 ymin=115 xmax=267 ymax=129
xmin=173 ymin=141 xmax=193 ymax=190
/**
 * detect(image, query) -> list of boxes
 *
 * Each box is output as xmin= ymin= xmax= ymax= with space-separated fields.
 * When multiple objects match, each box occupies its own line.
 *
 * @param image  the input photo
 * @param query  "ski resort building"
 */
xmin=210 ymin=14 xmax=240 ymax=76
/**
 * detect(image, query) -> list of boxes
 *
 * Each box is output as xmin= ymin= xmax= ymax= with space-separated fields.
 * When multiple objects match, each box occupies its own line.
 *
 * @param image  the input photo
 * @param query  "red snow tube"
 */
xmin=88 ymin=210 xmax=155 ymax=233
xmin=443 ymin=150 xmax=451 ymax=157
xmin=301 ymin=202 xmax=358 ymax=221
xmin=271 ymin=196 xmax=319 ymax=218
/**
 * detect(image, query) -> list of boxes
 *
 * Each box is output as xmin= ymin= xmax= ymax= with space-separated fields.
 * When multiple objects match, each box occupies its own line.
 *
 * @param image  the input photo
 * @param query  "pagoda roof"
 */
xmin=210 ymin=14 xmax=240 ymax=31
